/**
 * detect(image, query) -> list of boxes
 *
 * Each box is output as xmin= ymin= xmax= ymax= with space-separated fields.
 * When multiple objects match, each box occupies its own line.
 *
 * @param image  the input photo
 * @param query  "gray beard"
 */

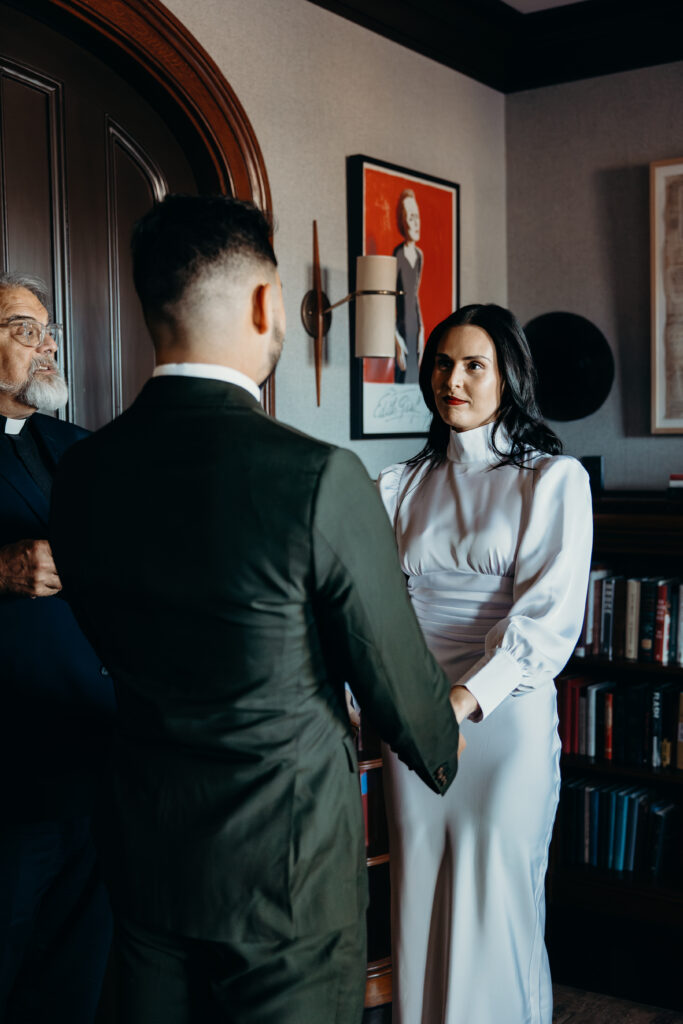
xmin=0 ymin=357 xmax=69 ymax=411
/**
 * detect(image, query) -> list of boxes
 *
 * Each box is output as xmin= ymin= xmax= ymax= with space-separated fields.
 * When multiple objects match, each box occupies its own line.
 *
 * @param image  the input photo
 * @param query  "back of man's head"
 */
xmin=131 ymin=194 xmax=277 ymax=326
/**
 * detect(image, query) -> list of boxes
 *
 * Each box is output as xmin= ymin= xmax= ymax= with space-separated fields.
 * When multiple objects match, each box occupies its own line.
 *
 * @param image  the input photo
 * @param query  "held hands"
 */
xmin=450 ymin=686 xmax=481 ymax=758
xmin=0 ymin=539 xmax=62 ymax=597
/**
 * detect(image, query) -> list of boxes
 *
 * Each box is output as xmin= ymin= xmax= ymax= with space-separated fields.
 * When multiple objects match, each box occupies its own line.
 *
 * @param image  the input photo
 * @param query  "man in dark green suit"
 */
xmin=50 ymin=195 xmax=463 ymax=1024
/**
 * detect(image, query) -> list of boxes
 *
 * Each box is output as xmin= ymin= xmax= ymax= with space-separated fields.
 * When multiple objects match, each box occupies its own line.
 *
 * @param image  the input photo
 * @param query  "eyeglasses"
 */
xmin=0 ymin=318 xmax=63 ymax=348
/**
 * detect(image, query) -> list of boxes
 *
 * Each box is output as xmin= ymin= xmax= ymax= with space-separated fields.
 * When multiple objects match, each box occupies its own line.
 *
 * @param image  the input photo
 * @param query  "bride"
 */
xmin=378 ymin=303 xmax=592 ymax=1024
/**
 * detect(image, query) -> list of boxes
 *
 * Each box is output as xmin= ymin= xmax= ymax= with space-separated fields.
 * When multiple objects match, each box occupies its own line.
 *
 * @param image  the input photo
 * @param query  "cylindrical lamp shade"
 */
xmin=355 ymin=255 xmax=397 ymax=358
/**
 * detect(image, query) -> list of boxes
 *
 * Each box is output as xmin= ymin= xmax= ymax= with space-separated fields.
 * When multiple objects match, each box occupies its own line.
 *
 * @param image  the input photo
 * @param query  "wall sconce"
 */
xmin=301 ymin=221 xmax=400 ymax=405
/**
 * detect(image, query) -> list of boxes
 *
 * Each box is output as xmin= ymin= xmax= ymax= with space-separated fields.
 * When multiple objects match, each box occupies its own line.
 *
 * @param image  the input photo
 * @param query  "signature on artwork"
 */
xmin=373 ymin=387 xmax=425 ymax=423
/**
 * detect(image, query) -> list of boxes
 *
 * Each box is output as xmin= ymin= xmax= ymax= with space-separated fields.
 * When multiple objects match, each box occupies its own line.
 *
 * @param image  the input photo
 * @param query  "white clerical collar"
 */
xmin=4 ymin=416 xmax=27 ymax=435
xmin=152 ymin=363 xmax=260 ymax=402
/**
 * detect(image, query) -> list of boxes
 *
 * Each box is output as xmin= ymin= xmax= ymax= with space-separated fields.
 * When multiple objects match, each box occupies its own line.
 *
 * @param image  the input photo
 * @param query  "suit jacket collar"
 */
xmin=131 ymin=375 xmax=265 ymax=414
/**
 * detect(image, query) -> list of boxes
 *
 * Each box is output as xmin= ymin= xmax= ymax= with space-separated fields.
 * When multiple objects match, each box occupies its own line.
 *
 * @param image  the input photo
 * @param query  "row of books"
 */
xmin=574 ymin=568 xmax=683 ymax=665
xmin=557 ymin=675 xmax=683 ymax=768
xmin=559 ymin=778 xmax=679 ymax=880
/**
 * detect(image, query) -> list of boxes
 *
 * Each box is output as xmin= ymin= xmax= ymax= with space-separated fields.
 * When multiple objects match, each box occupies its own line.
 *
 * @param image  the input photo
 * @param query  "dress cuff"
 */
xmin=456 ymin=648 xmax=524 ymax=721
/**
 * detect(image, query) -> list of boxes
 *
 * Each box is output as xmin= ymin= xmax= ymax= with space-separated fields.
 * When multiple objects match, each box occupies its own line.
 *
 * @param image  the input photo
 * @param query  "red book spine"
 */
xmin=604 ymin=691 xmax=614 ymax=760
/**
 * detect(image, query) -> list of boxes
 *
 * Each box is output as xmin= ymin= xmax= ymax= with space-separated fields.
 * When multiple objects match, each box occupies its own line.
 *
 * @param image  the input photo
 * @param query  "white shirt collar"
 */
xmin=4 ymin=416 xmax=27 ymax=435
xmin=152 ymin=363 xmax=260 ymax=402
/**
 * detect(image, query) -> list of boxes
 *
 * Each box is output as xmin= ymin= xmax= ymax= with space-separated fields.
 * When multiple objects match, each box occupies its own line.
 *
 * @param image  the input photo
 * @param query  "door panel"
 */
xmin=0 ymin=2 xmax=198 ymax=428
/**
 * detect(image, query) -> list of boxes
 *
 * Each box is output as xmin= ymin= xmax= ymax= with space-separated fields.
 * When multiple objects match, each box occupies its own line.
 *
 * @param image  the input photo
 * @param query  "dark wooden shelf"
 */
xmin=549 ymin=866 xmax=683 ymax=927
xmin=561 ymin=754 xmax=683 ymax=787
xmin=358 ymin=757 xmax=383 ymax=771
xmin=568 ymin=654 xmax=683 ymax=677
xmin=591 ymin=493 xmax=683 ymax=559
xmin=365 ymin=956 xmax=392 ymax=1008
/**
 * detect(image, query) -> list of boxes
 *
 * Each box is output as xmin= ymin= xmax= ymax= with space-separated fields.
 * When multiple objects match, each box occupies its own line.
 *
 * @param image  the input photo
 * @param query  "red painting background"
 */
xmin=363 ymin=164 xmax=456 ymax=384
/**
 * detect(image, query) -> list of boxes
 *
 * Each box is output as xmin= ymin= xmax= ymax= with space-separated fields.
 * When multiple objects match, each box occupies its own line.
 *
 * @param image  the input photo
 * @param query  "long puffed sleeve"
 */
xmin=456 ymin=457 xmax=593 ymax=720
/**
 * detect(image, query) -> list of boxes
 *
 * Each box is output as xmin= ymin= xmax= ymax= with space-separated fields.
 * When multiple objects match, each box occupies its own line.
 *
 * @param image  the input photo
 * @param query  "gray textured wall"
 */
xmin=162 ymin=0 xmax=508 ymax=478
xmin=507 ymin=62 xmax=683 ymax=490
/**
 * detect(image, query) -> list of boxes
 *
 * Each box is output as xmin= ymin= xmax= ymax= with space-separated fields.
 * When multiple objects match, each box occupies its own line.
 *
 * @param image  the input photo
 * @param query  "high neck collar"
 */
xmin=446 ymin=422 xmax=505 ymax=464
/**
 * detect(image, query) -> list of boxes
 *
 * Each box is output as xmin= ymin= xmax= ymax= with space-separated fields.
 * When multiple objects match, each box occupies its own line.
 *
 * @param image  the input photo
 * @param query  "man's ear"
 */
xmin=251 ymin=282 xmax=271 ymax=336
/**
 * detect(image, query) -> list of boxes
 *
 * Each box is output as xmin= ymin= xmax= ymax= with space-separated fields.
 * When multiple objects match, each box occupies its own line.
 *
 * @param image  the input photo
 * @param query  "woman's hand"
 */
xmin=449 ymin=685 xmax=480 ymax=724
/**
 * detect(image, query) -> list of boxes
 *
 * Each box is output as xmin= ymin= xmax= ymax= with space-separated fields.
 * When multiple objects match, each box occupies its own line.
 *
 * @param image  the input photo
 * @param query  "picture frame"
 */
xmin=347 ymin=155 xmax=460 ymax=439
xmin=650 ymin=157 xmax=683 ymax=434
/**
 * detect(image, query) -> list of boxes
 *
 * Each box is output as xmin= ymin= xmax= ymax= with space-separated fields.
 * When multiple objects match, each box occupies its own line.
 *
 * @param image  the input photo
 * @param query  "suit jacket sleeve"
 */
xmin=312 ymin=447 xmax=459 ymax=794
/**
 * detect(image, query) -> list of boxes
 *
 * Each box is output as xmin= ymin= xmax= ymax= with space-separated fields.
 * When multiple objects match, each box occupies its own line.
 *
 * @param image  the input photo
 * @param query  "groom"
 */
xmin=50 ymin=194 xmax=462 ymax=1024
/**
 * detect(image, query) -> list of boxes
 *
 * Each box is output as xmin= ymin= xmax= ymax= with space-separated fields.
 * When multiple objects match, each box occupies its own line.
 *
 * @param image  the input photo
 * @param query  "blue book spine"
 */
xmin=606 ymin=787 xmax=618 ymax=870
xmin=613 ymin=787 xmax=634 ymax=872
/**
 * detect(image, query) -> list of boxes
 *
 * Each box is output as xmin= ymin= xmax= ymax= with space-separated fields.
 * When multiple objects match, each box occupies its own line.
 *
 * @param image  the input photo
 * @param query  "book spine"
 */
xmin=638 ymin=580 xmax=657 ymax=662
xmin=654 ymin=581 xmax=671 ymax=666
xmin=625 ymin=579 xmax=641 ymax=662
xmin=612 ymin=578 xmax=627 ymax=661
xmin=586 ymin=688 xmax=598 ymax=759
xmin=651 ymin=686 xmax=662 ymax=769
xmin=600 ymin=578 xmax=615 ymax=659
xmin=578 ymin=689 xmax=587 ymax=757
xmin=592 ymin=579 xmax=604 ymax=656
xmin=574 ymin=591 xmax=590 ymax=658
xmin=604 ymin=690 xmax=614 ymax=760
xmin=668 ymin=582 xmax=679 ymax=666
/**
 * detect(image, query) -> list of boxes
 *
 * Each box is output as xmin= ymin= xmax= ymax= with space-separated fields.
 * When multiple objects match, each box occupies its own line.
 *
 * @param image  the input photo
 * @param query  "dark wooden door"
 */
xmin=0 ymin=2 xmax=198 ymax=428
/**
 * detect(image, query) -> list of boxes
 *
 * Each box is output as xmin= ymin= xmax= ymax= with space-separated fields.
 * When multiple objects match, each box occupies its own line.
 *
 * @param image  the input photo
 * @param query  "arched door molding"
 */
xmin=13 ymin=0 xmax=276 ymax=411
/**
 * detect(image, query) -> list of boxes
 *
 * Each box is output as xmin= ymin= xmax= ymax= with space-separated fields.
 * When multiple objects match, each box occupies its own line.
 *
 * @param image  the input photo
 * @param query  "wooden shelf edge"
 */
xmin=366 ymin=852 xmax=390 ymax=867
xmin=549 ymin=868 xmax=683 ymax=926
xmin=568 ymin=655 xmax=683 ymax=676
xmin=365 ymin=957 xmax=392 ymax=1009
xmin=561 ymin=754 xmax=683 ymax=786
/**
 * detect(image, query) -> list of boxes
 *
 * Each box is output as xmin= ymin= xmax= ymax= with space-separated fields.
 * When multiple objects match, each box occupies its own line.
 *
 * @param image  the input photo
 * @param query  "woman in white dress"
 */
xmin=378 ymin=304 xmax=592 ymax=1024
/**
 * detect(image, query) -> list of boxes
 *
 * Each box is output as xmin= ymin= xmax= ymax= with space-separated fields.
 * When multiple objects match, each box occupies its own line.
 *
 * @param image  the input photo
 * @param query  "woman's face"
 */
xmin=431 ymin=324 xmax=502 ymax=432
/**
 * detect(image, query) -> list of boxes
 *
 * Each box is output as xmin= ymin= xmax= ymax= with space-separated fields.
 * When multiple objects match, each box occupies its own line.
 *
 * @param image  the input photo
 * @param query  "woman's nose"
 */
xmin=446 ymin=366 xmax=462 ymax=390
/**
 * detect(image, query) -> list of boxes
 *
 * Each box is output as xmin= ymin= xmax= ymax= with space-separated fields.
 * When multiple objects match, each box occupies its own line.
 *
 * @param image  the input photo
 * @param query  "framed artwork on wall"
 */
xmin=650 ymin=157 xmax=683 ymax=434
xmin=347 ymin=155 xmax=460 ymax=439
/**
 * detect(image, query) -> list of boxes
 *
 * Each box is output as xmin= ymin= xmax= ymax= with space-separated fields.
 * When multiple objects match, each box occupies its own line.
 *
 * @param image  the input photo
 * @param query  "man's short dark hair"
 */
xmin=131 ymin=194 xmax=277 ymax=320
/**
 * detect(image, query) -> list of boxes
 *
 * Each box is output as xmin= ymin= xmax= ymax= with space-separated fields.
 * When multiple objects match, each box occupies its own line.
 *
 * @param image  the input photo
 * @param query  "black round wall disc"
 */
xmin=523 ymin=311 xmax=614 ymax=421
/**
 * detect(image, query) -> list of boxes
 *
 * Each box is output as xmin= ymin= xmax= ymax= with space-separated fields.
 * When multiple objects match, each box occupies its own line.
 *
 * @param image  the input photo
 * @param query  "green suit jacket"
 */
xmin=50 ymin=376 xmax=460 ymax=943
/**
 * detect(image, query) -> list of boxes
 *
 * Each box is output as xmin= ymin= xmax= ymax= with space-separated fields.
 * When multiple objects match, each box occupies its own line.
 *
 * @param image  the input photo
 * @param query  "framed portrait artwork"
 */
xmin=347 ymin=155 xmax=460 ymax=439
xmin=651 ymin=157 xmax=683 ymax=433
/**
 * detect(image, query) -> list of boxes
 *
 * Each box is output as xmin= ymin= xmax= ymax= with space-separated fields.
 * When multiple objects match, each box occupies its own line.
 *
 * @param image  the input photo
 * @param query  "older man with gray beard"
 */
xmin=0 ymin=272 xmax=115 ymax=1023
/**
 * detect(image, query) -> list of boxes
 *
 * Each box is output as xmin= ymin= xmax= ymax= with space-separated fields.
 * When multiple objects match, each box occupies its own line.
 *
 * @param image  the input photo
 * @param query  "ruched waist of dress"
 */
xmin=408 ymin=570 xmax=513 ymax=643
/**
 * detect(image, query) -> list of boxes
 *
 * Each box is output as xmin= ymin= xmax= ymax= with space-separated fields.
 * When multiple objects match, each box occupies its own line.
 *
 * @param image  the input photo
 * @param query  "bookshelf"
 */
xmin=356 ymin=723 xmax=392 ymax=1011
xmin=547 ymin=492 xmax=683 ymax=1012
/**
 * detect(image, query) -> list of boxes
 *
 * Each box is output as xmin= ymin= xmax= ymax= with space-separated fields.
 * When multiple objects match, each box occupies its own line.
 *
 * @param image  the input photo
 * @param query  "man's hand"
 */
xmin=0 ymin=539 xmax=62 ymax=597
xmin=450 ymin=685 xmax=480 ymax=724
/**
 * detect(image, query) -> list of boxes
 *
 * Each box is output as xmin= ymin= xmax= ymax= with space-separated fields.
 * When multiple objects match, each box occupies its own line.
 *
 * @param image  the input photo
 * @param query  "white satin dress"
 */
xmin=378 ymin=423 xmax=592 ymax=1024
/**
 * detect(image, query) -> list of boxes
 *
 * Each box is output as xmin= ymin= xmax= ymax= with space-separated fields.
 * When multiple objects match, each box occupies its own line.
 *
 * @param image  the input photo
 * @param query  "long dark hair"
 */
xmin=407 ymin=303 xmax=562 ymax=470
